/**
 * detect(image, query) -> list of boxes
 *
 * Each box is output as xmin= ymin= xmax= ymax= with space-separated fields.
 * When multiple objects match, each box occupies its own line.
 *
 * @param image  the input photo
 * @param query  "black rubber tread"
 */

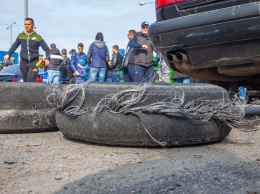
xmin=0 ymin=83 xmax=58 ymax=133
xmin=57 ymin=83 xmax=232 ymax=147
xmin=65 ymin=82 xmax=229 ymax=109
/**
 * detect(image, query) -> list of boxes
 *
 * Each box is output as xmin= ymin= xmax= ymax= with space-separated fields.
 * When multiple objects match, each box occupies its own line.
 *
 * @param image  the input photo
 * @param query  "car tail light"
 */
xmin=12 ymin=78 xmax=17 ymax=82
xmin=156 ymin=0 xmax=184 ymax=9
xmin=37 ymin=77 xmax=43 ymax=83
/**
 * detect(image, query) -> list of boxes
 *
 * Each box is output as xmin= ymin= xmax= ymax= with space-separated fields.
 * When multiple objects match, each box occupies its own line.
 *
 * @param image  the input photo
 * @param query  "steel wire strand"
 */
xmin=45 ymin=84 xmax=90 ymax=117
xmin=97 ymin=86 xmax=260 ymax=133
xmin=91 ymin=82 xmax=150 ymax=118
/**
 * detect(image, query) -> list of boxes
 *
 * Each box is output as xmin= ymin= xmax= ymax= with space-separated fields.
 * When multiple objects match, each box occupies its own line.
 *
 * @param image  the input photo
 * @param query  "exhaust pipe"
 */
xmin=166 ymin=54 xmax=178 ymax=62
xmin=167 ymin=52 xmax=188 ymax=62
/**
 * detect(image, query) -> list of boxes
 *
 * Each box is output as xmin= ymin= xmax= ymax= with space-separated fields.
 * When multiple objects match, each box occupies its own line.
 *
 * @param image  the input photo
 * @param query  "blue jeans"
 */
xmin=175 ymin=77 xmax=190 ymax=83
xmin=47 ymin=70 xmax=60 ymax=84
xmin=88 ymin=67 xmax=106 ymax=82
xmin=107 ymin=71 xmax=120 ymax=82
xmin=85 ymin=68 xmax=90 ymax=81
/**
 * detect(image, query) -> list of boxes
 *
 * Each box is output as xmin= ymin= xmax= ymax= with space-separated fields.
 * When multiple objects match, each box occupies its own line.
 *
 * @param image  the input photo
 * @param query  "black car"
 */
xmin=149 ymin=0 xmax=260 ymax=95
xmin=0 ymin=65 xmax=44 ymax=82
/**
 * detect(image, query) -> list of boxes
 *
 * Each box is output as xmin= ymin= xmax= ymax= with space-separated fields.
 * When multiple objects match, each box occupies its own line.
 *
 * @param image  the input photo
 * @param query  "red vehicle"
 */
xmin=149 ymin=0 xmax=260 ymax=97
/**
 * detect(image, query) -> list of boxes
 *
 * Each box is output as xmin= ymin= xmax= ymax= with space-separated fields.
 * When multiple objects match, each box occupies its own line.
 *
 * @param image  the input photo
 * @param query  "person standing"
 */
xmin=87 ymin=32 xmax=110 ymax=82
xmin=4 ymin=18 xmax=50 ymax=82
xmin=128 ymin=21 xmax=154 ymax=82
xmin=107 ymin=45 xmax=123 ymax=82
xmin=70 ymin=43 xmax=89 ymax=81
xmin=123 ymin=29 xmax=139 ymax=82
xmin=59 ymin=49 xmax=73 ymax=84
xmin=45 ymin=43 xmax=63 ymax=84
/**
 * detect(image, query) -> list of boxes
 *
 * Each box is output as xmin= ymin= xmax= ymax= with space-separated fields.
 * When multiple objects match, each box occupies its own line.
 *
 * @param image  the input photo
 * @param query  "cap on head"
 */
xmin=141 ymin=21 xmax=149 ymax=28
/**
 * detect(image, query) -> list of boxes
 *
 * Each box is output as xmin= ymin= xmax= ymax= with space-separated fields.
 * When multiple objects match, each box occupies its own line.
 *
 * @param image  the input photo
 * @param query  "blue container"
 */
xmin=238 ymin=86 xmax=247 ymax=100
xmin=42 ymin=71 xmax=48 ymax=84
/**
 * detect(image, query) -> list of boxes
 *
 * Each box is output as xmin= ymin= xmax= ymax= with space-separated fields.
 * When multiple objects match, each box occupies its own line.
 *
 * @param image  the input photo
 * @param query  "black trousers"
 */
xmin=20 ymin=60 xmax=38 ymax=82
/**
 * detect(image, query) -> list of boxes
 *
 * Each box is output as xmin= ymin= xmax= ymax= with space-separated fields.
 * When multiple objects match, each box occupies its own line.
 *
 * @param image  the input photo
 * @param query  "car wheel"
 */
xmin=0 ymin=83 xmax=57 ymax=133
xmin=55 ymin=83 xmax=232 ymax=147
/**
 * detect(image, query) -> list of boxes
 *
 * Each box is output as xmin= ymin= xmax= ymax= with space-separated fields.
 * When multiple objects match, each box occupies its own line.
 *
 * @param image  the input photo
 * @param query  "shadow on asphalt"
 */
xmin=54 ymin=148 xmax=260 ymax=193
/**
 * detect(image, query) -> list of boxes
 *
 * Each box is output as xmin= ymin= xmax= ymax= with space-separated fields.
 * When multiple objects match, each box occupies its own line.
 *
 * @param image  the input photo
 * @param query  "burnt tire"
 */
xmin=56 ymin=83 xmax=232 ymax=147
xmin=0 ymin=83 xmax=57 ymax=133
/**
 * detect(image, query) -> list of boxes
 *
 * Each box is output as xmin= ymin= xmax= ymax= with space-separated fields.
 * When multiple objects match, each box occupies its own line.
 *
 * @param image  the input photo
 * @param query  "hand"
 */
xmin=44 ymin=60 xmax=50 ymax=66
xmin=4 ymin=54 xmax=9 ymax=61
xmin=78 ymin=64 xmax=83 ymax=68
xmin=142 ymin=45 xmax=148 ymax=49
xmin=74 ymin=71 xmax=80 ymax=76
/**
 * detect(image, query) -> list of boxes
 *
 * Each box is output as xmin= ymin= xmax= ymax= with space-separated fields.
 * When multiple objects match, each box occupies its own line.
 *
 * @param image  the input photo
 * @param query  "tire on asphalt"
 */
xmin=56 ymin=83 xmax=232 ymax=147
xmin=0 ymin=83 xmax=57 ymax=133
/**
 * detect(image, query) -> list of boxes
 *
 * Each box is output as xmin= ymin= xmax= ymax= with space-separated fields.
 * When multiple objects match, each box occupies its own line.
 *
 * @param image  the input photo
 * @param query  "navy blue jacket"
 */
xmin=127 ymin=35 xmax=142 ymax=64
xmin=87 ymin=40 xmax=110 ymax=68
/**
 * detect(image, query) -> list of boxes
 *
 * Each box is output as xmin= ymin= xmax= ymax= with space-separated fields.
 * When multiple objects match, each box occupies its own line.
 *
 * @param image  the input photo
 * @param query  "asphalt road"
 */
xmin=0 ymin=128 xmax=259 ymax=194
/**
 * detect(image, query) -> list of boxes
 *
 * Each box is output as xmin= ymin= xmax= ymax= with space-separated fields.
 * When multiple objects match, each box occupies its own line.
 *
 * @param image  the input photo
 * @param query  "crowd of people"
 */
xmin=4 ymin=17 xmax=190 ymax=84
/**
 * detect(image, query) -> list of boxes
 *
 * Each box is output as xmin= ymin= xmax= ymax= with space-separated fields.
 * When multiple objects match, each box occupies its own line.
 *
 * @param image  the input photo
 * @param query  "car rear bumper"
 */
xmin=149 ymin=2 xmax=260 ymax=68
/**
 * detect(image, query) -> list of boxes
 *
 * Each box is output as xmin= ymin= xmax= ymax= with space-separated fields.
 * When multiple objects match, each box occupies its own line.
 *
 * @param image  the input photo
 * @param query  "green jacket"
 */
xmin=7 ymin=31 xmax=50 ymax=63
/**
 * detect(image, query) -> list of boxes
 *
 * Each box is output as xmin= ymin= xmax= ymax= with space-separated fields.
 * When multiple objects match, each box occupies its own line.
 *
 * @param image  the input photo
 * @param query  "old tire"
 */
xmin=56 ymin=83 xmax=232 ymax=147
xmin=0 ymin=83 xmax=57 ymax=133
